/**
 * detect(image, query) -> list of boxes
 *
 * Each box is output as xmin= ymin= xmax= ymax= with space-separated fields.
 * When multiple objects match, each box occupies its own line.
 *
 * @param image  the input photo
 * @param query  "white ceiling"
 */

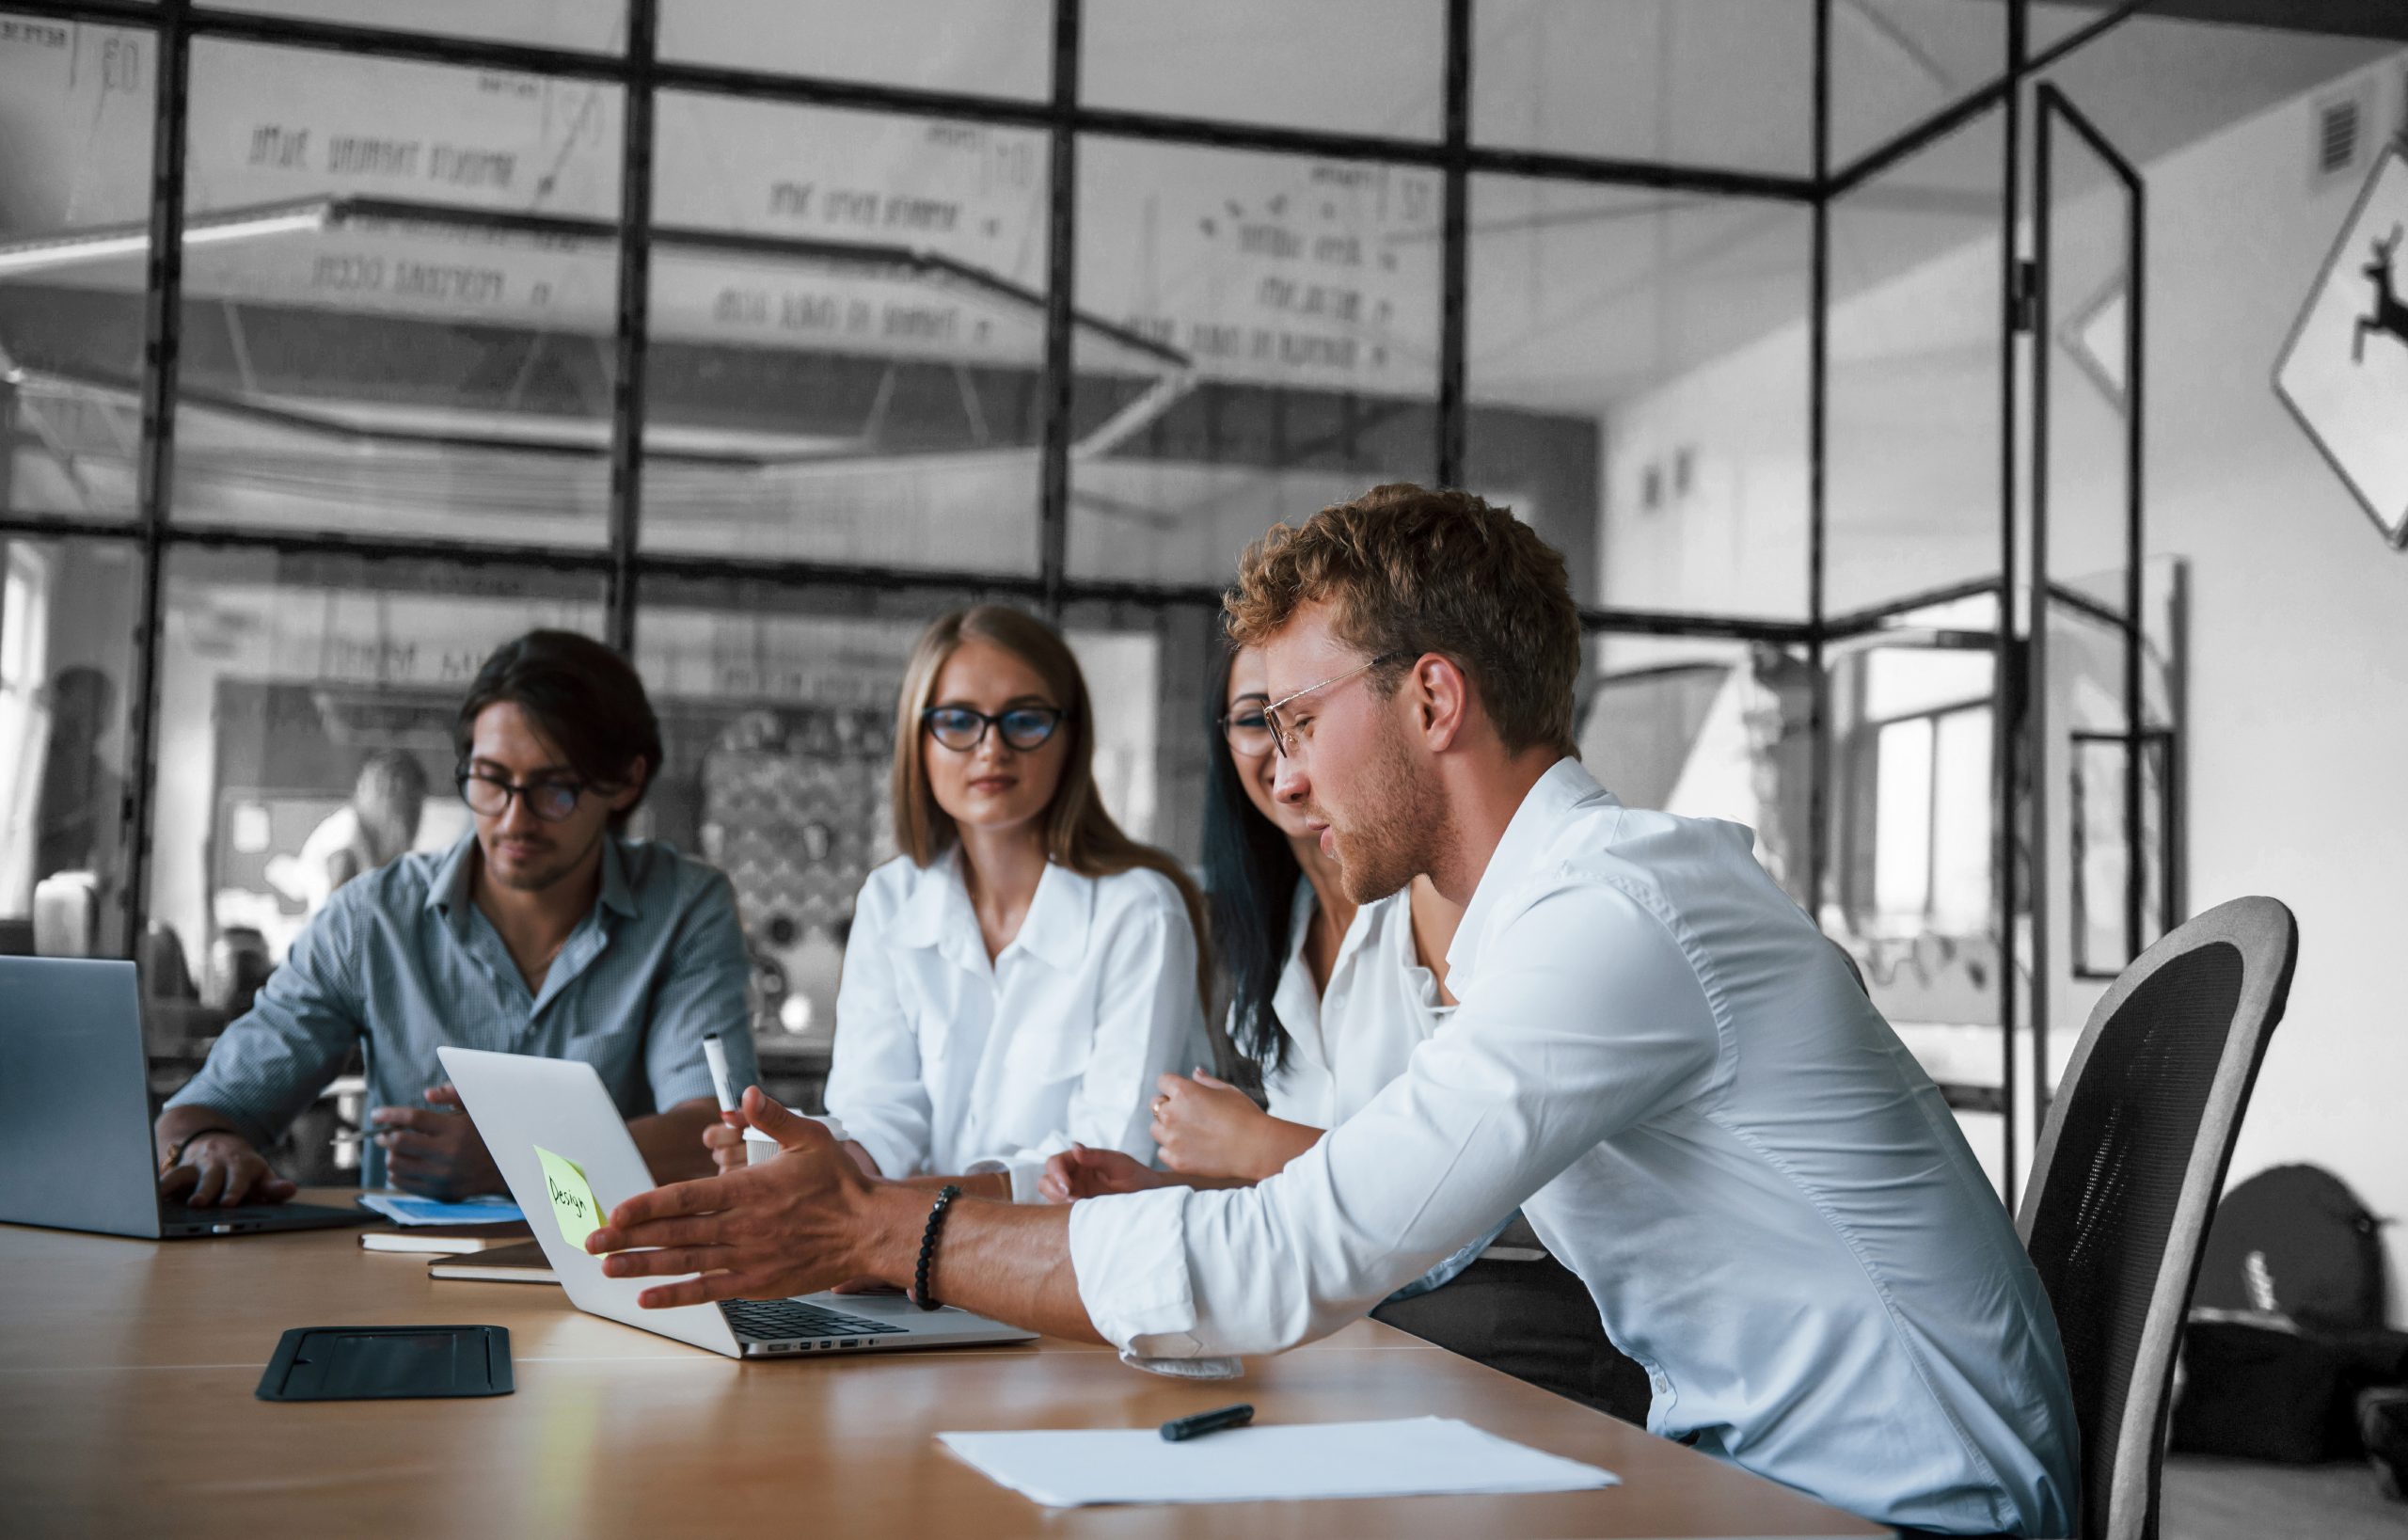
xmin=1469 ymin=7 xmax=2399 ymax=413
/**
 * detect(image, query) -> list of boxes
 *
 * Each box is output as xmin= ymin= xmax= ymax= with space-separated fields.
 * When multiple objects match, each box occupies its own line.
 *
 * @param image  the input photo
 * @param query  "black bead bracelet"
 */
xmin=912 ymin=1183 xmax=962 ymax=1311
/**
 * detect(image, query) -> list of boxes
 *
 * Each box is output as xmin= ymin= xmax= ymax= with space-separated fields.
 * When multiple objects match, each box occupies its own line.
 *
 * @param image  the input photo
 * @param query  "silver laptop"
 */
xmin=438 ymin=1045 xmax=1036 ymax=1359
xmin=0 ymin=957 xmax=368 ymax=1239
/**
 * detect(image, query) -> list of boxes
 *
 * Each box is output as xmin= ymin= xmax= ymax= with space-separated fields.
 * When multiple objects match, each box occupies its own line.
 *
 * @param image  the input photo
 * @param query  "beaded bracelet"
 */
xmin=912 ymin=1183 xmax=962 ymax=1311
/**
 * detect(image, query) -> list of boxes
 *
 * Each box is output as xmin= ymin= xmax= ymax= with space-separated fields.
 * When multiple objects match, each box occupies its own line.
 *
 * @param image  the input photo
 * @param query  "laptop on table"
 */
xmin=0 ymin=958 xmax=369 ymax=1239
xmin=438 ymin=1045 xmax=1036 ymax=1359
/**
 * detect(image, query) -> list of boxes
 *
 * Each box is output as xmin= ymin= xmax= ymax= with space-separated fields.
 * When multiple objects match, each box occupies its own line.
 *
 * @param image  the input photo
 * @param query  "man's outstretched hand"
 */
xmin=587 ymin=1087 xmax=887 ymax=1310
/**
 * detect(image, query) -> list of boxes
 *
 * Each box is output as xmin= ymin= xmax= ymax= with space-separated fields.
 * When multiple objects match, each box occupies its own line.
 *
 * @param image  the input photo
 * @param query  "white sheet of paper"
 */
xmin=936 ymin=1415 xmax=1619 ymax=1507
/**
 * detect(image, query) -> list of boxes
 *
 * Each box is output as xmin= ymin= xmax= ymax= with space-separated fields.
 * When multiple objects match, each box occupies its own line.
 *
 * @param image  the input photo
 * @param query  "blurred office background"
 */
xmin=2 ymin=1 xmax=2403 ymax=1371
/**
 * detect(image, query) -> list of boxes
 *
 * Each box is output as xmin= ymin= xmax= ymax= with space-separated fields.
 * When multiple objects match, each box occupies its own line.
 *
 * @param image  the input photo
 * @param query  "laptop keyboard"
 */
xmin=719 ymin=1299 xmax=910 ymax=1343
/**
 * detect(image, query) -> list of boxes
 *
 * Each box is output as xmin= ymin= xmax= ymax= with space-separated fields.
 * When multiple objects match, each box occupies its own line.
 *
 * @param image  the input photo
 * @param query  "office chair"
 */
xmin=2017 ymin=896 xmax=2299 ymax=1540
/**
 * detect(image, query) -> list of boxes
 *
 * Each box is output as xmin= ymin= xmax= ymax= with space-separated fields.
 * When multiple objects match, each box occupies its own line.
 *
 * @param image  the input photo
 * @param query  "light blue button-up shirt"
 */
xmin=1069 ymin=759 xmax=2078 ymax=1536
xmin=168 ymin=833 xmax=759 ymax=1185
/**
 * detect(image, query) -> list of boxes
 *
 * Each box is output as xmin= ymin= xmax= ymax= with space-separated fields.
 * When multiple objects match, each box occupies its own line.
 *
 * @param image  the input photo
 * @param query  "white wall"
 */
xmin=2133 ymin=54 xmax=2408 ymax=1323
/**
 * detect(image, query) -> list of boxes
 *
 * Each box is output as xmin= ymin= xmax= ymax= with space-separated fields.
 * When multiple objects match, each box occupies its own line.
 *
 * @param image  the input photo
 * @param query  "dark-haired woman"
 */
xmin=1045 ymin=642 xmax=1648 ymax=1421
xmin=713 ymin=606 xmax=1209 ymax=1204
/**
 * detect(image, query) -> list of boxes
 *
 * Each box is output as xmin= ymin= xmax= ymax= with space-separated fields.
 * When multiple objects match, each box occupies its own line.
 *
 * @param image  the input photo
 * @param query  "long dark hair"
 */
xmin=1201 ymin=636 xmax=1304 ymax=1082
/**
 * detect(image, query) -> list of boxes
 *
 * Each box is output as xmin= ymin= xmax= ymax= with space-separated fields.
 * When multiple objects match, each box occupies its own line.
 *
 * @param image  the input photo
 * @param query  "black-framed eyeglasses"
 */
xmin=1260 ymin=651 xmax=1410 ymax=758
xmin=456 ymin=768 xmax=590 ymax=823
xmin=920 ymin=705 xmax=1067 ymax=753
xmin=1219 ymin=702 xmax=1275 ymax=760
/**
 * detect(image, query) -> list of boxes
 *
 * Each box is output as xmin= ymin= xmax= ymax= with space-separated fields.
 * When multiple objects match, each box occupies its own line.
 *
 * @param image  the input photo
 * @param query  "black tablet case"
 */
xmin=256 ymin=1325 xmax=513 ymax=1401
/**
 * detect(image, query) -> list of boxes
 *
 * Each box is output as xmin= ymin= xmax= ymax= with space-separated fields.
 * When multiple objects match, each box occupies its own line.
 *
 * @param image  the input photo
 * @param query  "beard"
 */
xmin=1326 ymin=713 xmax=1446 ymax=906
xmin=483 ymin=824 xmax=604 ymax=895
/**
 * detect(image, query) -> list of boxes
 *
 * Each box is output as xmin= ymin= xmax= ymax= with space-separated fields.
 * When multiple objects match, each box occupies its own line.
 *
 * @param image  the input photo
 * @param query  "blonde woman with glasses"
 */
xmin=709 ymin=606 xmax=1209 ymax=1206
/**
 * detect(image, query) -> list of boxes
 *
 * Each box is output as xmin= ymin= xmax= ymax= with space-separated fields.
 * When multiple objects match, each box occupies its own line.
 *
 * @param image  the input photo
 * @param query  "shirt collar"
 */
xmin=1013 ymin=861 xmax=1095 ymax=972
xmin=1445 ymin=756 xmax=1614 ymax=993
xmin=595 ymin=834 xmax=640 ymax=920
xmin=425 ymin=830 xmax=480 ymax=923
xmin=895 ymin=849 xmax=1095 ymax=974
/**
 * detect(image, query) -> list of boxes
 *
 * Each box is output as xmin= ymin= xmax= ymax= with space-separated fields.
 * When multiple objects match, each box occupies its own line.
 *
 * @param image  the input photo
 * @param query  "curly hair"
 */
xmin=1225 ymin=484 xmax=1581 ymax=756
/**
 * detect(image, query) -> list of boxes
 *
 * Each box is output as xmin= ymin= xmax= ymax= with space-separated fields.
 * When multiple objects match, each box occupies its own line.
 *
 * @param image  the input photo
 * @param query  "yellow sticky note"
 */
xmin=534 ymin=1145 xmax=603 ymax=1250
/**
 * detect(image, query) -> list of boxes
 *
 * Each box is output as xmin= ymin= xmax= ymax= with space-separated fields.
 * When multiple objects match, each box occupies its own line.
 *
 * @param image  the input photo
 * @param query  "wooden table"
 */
xmin=1 ymin=1195 xmax=1884 ymax=1538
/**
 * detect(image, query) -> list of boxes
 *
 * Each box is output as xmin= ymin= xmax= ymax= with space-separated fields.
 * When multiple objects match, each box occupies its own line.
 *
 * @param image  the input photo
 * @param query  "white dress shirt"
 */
xmin=825 ymin=850 xmax=1206 ymax=1203
xmin=1259 ymin=884 xmax=1450 ymax=1130
xmin=1068 ymin=759 xmax=2078 ymax=1536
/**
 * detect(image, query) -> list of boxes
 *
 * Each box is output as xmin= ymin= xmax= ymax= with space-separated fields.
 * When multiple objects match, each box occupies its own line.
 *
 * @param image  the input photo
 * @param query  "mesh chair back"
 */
xmin=2018 ymin=896 xmax=2297 ymax=1540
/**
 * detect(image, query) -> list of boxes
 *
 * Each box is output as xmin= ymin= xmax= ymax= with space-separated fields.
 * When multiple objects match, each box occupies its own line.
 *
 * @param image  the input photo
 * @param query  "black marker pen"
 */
xmin=1159 ymin=1403 xmax=1256 ymax=1442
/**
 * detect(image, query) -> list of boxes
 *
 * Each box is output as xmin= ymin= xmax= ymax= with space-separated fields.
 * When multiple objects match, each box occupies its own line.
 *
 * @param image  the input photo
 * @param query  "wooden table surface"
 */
xmin=1 ymin=1194 xmax=1885 ymax=1538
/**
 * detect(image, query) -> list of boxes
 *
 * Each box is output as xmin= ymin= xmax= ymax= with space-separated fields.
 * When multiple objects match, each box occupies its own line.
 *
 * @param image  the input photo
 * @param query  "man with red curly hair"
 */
xmin=594 ymin=485 xmax=2077 ymax=1538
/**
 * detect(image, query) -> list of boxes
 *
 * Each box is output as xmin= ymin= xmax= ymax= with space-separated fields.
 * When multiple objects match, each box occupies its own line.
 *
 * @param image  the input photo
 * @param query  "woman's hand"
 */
xmin=702 ymin=1107 xmax=749 ymax=1175
xmin=1038 ymin=1143 xmax=1169 ymax=1202
xmin=1149 ymin=1070 xmax=1291 ymax=1181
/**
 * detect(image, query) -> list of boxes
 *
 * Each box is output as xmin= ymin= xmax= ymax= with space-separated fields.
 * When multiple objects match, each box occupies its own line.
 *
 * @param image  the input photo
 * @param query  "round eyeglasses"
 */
xmin=457 ymin=769 xmax=588 ymax=823
xmin=921 ymin=705 xmax=1066 ymax=753
xmin=1219 ymin=705 xmax=1275 ymax=760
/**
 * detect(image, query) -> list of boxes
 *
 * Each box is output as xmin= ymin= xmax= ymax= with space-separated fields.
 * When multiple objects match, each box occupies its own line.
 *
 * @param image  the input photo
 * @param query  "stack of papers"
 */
xmin=937 ymin=1416 xmax=1619 ymax=1507
xmin=357 ymin=1193 xmax=526 ymax=1228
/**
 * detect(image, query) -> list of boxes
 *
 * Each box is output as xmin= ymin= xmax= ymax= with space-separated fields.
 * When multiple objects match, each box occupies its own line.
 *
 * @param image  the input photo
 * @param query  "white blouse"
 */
xmin=824 ymin=850 xmax=1207 ymax=1202
xmin=1259 ymin=882 xmax=1453 ymax=1131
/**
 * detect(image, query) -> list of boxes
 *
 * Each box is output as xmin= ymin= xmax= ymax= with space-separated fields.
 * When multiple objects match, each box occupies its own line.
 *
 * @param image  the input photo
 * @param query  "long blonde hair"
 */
xmin=891 ymin=605 xmax=1211 ymax=1004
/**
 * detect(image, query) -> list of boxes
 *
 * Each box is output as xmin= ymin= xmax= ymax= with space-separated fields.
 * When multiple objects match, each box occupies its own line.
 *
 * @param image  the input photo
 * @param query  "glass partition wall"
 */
xmin=0 ymin=0 xmax=2166 ymax=1197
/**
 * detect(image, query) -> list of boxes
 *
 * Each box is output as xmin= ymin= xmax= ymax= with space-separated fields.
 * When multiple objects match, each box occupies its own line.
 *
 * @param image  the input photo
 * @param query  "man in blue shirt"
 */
xmin=157 ymin=630 xmax=758 ymax=1206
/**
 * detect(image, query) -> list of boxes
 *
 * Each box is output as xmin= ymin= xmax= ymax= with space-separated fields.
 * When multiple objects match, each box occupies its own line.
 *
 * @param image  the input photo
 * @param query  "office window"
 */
xmin=1473 ymin=1 xmax=1814 ymax=176
xmin=198 ymin=0 xmax=629 ymax=53
xmin=1825 ymin=108 xmax=2005 ymax=617
xmin=173 ymin=40 xmax=626 ymax=546
xmin=1069 ymin=136 xmax=1440 ymax=584
xmin=1467 ymin=176 xmax=1813 ymax=619
xmin=643 ymin=93 xmax=1050 ymax=569
xmin=0 ymin=536 xmax=141 ymax=958
xmin=660 ymin=0 xmax=1053 ymax=99
xmin=0 ymin=13 xmax=157 ymax=521
xmin=631 ymin=576 xmax=962 ymax=1066
xmin=1829 ymin=0 xmax=2007 ymax=169
xmin=145 ymin=547 xmax=604 ymax=1030
xmin=1083 ymin=0 xmax=1445 ymax=141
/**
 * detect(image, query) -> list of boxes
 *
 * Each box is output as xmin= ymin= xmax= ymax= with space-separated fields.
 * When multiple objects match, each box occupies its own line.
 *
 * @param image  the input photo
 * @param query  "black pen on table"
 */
xmin=1159 ymin=1403 xmax=1255 ymax=1442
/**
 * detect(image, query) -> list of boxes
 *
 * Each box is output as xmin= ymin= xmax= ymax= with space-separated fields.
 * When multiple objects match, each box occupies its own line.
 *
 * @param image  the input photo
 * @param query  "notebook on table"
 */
xmin=361 ymin=1221 xmax=537 ymax=1255
xmin=429 ymin=1240 xmax=557 ymax=1283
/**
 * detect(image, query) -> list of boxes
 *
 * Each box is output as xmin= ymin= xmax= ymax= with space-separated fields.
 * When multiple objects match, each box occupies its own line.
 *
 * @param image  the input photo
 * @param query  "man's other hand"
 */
xmin=371 ymin=1083 xmax=504 ymax=1199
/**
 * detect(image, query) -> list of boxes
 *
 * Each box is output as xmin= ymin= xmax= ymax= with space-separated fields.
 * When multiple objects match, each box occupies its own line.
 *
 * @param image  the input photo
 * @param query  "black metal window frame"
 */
xmin=1 ymin=0 xmax=2159 ymax=1206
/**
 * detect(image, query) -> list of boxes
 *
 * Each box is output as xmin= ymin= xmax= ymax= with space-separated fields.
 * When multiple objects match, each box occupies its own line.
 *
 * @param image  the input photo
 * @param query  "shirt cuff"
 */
xmin=1067 ymin=1185 xmax=1212 ymax=1357
xmin=845 ymin=1123 xmax=919 ymax=1183
xmin=964 ymin=1151 xmax=1048 ymax=1205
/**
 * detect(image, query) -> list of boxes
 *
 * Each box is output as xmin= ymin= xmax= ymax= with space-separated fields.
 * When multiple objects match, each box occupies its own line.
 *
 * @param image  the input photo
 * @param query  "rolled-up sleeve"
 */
xmin=163 ymin=897 xmax=367 ymax=1150
xmin=641 ymin=869 xmax=758 ymax=1112
xmin=1067 ymin=879 xmax=1721 ymax=1358
xmin=821 ymin=881 xmax=933 ymax=1183
xmin=971 ymin=887 xmax=1204 ymax=1203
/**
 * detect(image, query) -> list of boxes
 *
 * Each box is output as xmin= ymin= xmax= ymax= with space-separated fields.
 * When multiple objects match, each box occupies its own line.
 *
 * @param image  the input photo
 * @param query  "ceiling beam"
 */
xmin=2039 ymin=0 xmax=2408 ymax=43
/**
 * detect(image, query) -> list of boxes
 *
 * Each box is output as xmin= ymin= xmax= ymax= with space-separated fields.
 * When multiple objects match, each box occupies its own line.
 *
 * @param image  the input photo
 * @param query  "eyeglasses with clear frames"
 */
xmin=1219 ymin=701 xmax=1275 ymax=760
xmin=1259 ymin=651 xmax=1409 ymax=758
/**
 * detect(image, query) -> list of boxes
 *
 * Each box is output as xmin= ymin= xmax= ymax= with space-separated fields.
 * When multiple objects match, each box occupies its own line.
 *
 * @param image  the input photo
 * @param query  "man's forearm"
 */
xmin=858 ymin=1184 xmax=1104 ymax=1343
xmin=627 ymin=1099 xmax=721 ymax=1183
xmin=1250 ymin=1116 xmax=1324 ymax=1180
